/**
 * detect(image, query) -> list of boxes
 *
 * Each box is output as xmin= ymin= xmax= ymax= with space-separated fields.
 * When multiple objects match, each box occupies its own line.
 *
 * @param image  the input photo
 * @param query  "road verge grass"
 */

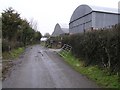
xmin=59 ymin=51 xmax=120 ymax=88
xmin=2 ymin=47 xmax=25 ymax=60
xmin=2 ymin=47 xmax=25 ymax=80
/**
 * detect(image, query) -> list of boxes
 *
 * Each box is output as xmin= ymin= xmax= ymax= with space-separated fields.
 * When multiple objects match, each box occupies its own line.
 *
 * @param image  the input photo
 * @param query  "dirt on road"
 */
xmin=3 ymin=45 xmax=99 ymax=88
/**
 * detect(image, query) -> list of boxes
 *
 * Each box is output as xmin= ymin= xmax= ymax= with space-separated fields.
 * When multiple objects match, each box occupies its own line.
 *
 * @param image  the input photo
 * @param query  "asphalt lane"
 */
xmin=2 ymin=45 xmax=99 ymax=88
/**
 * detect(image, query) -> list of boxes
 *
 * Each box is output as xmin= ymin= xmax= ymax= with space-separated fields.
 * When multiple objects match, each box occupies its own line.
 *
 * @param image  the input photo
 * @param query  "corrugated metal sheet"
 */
xmin=52 ymin=23 xmax=69 ymax=36
xmin=90 ymin=5 xmax=118 ymax=14
xmin=69 ymin=4 xmax=119 ymax=34
xmin=70 ymin=4 xmax=118 ymax=23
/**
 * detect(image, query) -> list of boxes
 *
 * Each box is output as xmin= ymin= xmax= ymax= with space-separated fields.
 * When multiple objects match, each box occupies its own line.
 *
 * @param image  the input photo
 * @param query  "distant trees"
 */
xmin=44 ymin=33 xmax=50 ymax=38
xmin=2 ymin=7 xmax=42 ymax=51
xmin=34 ymin=31 xmax=42 ymax=42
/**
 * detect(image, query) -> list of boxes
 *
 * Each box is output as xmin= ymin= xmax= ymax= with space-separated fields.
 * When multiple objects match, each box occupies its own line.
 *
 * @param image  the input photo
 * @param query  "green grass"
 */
xmin=59 ymin=51 xmax=120 ymax=88
xmin=2 ymin=47 xmax=25 ymax=80
xmin=3 ymin=47 xmax=25 ymax=60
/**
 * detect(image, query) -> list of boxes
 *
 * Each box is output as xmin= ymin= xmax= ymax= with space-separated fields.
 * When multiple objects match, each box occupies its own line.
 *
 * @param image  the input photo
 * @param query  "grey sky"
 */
xmin=0 ymin=0 xmax=119 ymax=35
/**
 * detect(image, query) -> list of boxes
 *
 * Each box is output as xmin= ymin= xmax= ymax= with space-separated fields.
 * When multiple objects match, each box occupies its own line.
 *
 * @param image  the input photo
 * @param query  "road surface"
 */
xmin=3 ymin=45 xmax=99 ymax=88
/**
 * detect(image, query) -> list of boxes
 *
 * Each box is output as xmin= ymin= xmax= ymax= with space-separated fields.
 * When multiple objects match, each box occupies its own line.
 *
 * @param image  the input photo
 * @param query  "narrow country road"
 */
xmin=3 ymin=45 xmax=99 ymax=88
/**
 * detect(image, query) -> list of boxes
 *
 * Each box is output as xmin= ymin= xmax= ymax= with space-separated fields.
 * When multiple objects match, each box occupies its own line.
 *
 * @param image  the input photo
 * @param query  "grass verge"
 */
xmin=2 ymin=47 xmax=25 ymax=80
xmin=2 ymin=47 xmax=25 ymax=60
xmin=59 ymin=51 xmax=120 ymax=88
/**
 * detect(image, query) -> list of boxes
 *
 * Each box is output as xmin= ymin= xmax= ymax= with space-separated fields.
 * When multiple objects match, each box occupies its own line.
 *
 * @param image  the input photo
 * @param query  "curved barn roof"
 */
xmin=52 ymin=23 xmax=69 ymax=36
xmin=59 ymin=23 xmax=69 ymax=33
xmin=70 ymin=4 xmax=118 ymax=23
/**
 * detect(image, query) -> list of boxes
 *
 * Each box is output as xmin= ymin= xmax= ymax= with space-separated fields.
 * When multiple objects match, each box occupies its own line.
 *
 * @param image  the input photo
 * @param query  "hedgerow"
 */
xmin=62 ymin=24 xmax=120 ymax=76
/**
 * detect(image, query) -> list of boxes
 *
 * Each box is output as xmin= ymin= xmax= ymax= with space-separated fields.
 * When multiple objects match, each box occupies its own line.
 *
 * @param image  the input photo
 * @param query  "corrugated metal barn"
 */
xmin=69 ymin=4 xmax=119 ymax=34
xmin=52 ymin=23 xmax=69 ymax=37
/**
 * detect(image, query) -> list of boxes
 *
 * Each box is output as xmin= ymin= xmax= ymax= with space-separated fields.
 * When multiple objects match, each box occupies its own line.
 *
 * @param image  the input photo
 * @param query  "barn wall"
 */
xmin=94 ymin=12 xmax=118 ymax=28
xmin=70 ymin=12 xmax=118 ymax=34
xmin=69 ymin=13 xmax=92 ymax=34
xmin=69 ymin=4 xmax=119 ymax=34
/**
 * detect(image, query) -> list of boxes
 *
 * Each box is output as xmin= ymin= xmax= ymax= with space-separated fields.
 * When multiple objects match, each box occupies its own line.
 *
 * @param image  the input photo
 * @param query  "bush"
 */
xmin=62 ymin=24 xmax=120 ymax=75
xmin=2 ymin=39 xmax=24 ymax=52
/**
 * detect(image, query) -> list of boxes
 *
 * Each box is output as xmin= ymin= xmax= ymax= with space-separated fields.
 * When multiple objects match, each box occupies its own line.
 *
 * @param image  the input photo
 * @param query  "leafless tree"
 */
xmin=30 ymin=18 xmax=38 ymax=31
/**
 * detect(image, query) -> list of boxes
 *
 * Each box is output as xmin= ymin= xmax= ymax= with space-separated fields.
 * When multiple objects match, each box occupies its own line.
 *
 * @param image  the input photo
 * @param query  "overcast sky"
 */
xmin=0 ymin=0 xmax=119 ymax=35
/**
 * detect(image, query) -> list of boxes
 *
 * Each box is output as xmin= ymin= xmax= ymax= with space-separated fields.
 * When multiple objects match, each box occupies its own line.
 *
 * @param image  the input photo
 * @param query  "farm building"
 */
xmin=69 ymin=4 xmax=119 ymax=34
xmin=52 ymin=23 xmax=69 ymax=37
xmin=40 ymin=37 xmax=48 ymax=42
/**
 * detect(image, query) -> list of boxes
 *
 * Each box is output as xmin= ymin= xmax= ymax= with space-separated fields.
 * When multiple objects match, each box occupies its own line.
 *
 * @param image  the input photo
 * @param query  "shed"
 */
xmin=52 ymin=23 xmax=69 ymax=37
xmin=69 ymin=4 xmax=119 ymax=34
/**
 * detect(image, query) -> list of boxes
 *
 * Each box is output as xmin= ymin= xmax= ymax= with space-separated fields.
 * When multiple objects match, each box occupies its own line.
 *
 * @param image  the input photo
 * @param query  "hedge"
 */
xmin=62 ymin=24 xmax=120 ymax=75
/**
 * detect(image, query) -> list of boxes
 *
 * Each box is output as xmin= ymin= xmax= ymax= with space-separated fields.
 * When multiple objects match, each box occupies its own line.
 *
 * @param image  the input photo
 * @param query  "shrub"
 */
xmin=62 ymin=24 xmax=120 ymax=75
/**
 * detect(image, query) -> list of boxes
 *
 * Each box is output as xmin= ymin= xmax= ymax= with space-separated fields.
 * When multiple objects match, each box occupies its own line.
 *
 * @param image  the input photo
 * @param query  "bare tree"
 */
xmin=30 ymin=18 xmax=38 ymax=31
